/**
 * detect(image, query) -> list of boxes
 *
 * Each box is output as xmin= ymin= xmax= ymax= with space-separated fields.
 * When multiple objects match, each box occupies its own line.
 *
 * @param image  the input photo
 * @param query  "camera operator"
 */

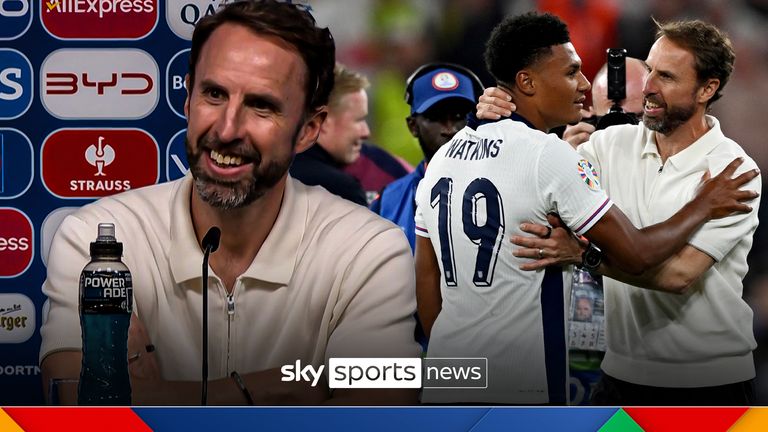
xmin=563 ymin=50 xmax=648 ymax=147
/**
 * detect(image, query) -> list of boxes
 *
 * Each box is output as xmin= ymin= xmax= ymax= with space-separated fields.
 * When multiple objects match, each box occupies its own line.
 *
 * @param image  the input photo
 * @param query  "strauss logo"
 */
xmin=85 ymin=136 xmax=115 ymax=176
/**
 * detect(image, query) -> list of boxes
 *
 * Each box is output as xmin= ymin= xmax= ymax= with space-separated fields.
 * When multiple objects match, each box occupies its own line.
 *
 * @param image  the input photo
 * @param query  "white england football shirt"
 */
xmin=415 ymin=117 xmax=612 ymax=403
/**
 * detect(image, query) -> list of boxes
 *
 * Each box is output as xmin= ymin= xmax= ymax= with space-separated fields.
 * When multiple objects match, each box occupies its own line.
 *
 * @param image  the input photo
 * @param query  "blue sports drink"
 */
xmin=78 ymin=223 xmax=133 ymax=405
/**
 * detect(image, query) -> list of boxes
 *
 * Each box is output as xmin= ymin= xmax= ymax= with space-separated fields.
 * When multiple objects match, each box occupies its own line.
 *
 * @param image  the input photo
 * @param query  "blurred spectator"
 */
xmin=344 ymin=143 xmax=413 ymax=205
xmin=367 ymin=0 xmax=435 ymax=166
xmin=290 ymin=63 xmax=370 ymax=206
xmin=561 ymin=56 xmax=648 ymax=148
xmin=433 ymin=0 xmax=507 ymax=86
xmin=371 ymin=63 xmax=482 ymax=252
xmin=590 ymin=57 xmax=648 ymax=117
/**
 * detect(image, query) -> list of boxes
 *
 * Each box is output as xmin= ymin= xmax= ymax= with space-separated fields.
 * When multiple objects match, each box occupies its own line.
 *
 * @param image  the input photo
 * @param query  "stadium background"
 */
xmin=1 ymin=0 xmax=767 ymax=405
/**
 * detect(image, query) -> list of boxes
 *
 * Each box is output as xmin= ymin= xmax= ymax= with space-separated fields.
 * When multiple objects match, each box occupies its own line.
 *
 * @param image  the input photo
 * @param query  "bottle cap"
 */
xmin=90 ymin=223 xmax=123 ymax=257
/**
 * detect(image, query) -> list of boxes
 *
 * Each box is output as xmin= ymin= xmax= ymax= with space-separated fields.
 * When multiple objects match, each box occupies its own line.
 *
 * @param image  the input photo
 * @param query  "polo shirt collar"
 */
xmin=240 ymin=175 xmax=306 ymax=285
xmin=666 ymin=115 xmax=722 ymax=171
xmin=170 ymin=173 xmax=306 ymax=286
xmin=640 ymin=115 xmax=722 ymax=169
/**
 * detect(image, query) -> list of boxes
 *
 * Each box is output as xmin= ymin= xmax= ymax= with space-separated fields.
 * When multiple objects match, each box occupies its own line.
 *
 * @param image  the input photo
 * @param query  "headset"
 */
xmin=404 ymin=62 xmax=485 ymax=106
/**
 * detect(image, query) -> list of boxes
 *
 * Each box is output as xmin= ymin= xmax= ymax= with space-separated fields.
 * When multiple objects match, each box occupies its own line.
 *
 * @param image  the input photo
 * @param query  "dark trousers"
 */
xmin=591 ymin=373 xmax=755 ymax=406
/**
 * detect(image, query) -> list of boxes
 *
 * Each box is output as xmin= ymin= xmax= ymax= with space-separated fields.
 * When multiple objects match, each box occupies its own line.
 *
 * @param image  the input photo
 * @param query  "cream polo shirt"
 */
xmin=579 ymin=116 xmax=761 ymax=387
xmin=40 ymin=174 xmax=421 ymax=380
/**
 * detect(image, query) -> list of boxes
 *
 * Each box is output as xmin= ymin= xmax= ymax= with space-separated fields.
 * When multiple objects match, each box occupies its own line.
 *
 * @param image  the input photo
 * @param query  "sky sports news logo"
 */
xmin=281 ymin=358 xmax=487 ymax=389
xmin=41 ymin=0 xmax=157 ymax=39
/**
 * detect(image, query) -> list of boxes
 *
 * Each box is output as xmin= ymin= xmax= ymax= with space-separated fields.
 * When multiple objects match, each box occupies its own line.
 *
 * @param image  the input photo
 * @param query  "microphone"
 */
xmin=200 ymin=226 xmax=221 ymax=405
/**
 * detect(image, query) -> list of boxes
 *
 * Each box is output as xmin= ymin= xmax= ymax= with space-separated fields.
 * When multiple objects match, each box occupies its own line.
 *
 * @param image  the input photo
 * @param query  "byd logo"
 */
xmin=46 ymin=71 xmax=153 ymax=95
xmin=41 ymin=128 xmax=159 ymax=198
xmin=0 ymin=208 xmax=33 ymax=278
xmin=41 ymin=0 xmax=158 ymax=39
xmin=41 ymin=49 xmax=158 ymax=119
xmin=0 ymin=0 xmax=32 ymax=40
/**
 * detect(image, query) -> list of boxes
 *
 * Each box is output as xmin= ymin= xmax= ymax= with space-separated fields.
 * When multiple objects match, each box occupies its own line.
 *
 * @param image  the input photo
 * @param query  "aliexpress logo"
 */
xmin=41 ymin=128 xmax=159 ymax=199
xmin=40 ymin=0 xmax=158 ymax=40
xmin=0 ymin=207 xmax=33 ymax=278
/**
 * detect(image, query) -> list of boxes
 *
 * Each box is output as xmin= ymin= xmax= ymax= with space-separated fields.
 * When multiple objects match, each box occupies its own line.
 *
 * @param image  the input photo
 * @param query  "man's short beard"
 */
xmin=643 ymin=94 xmax=697 ymax=135
xmin=186 ymin=125 xmax=301 ymax=210
xmin=192 ymin=158 xmax=290 ymax=210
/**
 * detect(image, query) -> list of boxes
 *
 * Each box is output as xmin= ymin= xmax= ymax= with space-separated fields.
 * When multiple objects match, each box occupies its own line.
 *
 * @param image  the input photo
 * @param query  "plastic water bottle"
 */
xmin=78 ymin=222 xmax=133 ymax=405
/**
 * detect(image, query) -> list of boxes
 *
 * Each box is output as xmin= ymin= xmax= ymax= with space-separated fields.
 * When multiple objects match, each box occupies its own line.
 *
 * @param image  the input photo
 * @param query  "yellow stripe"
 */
xmin=730 ymin=408 xmax=768 ymax=431
xmin=0 ymin=408 xmax=25 ymax=432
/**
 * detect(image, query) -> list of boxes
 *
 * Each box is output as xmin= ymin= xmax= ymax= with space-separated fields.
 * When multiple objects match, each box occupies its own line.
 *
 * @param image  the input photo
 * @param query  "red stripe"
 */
xmin=575 ymin=198 xmax=610 ymax=233
xmin=3 ymin=408 xmax=153 ymax=432
xmin=415 ymin=225 xmax=429 ymax=233
xmin=624 ymin=407 xmax=748 ymax=432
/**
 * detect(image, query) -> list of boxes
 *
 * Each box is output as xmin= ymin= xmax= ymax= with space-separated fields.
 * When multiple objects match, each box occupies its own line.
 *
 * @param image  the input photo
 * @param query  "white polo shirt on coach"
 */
xmin=579 ymin=115 xmax=761 ymax=387
xmin=40 ymin=173 xmax=421 ymax=380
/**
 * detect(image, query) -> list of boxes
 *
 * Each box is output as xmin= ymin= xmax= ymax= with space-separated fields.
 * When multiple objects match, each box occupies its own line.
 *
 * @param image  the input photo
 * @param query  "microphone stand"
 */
xmin=201 ymin=227 xmax=221 ymax=405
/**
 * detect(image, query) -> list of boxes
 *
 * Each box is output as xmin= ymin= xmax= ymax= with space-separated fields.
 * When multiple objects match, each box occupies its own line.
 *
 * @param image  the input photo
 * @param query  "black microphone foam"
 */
xmin=201 ymin=227 xmax=221 ymax=253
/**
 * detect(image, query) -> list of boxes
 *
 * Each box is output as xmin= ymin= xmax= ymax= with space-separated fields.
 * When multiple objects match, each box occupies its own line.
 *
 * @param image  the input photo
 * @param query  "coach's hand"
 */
xmin=694 ymin=157 xmax=760 ymax=220
xmin=511 ymin=214 xmax=586 ymax=271
xmin=476 ymin=87 xmax=516 ymax=120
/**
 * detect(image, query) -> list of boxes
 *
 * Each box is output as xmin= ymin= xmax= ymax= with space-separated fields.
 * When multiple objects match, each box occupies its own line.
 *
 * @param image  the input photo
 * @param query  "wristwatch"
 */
xmin=581 ymin=241 xmax=603 ymax=271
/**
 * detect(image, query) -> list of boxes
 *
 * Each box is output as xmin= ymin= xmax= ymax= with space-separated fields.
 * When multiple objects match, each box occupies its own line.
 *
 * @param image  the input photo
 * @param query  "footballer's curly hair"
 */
xmin=484 ymin=12 xmax=571 ymax=87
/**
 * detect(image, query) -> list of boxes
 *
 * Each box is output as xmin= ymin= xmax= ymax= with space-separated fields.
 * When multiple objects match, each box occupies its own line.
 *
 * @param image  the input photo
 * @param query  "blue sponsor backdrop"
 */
xmin=0 ymin=0 xmax=202 ymax=404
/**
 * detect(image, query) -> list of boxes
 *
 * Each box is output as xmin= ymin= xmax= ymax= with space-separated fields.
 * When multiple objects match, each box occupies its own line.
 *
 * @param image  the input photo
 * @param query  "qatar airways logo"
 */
xmin=41 ymin=128 xmax=159 ymax=199
xmin=41 ymin=49 xmax=159 ymax=119
xmin=41 ymin=0 xmax=157 ymax=39
xmin=167 ymin=0 xmax=224 ymax=40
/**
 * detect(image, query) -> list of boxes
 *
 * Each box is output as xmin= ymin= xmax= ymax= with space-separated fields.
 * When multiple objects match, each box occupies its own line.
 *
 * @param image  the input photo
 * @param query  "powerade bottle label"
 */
xmin=78 ymin=269 xmax=132 ymax=405
xmin=80 ymin=270 xmax=133 ymax=314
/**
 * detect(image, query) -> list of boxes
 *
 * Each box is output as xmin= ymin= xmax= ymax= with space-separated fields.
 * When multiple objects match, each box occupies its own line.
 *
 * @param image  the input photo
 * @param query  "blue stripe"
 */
xmin=541 ymin=266 xmax=566 ymax=404
xmin=133 ymin=407 xmax=620 ymax=432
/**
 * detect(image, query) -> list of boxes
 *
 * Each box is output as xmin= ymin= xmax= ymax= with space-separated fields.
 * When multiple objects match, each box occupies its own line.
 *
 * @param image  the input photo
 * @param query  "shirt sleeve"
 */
xmin=39 ymin=214 xmax=93 ymax=363
xmin=414 ymin=178 xmax=430 ymax=238
xmin=576 ymin=132 xmax=603 ymax=177
xmin=689 ymin=156 xmax=762 ymax=261
xmin=324 ymin=226 xmax=421 ymax=362
xmin=537 ymin=137 xmax=613 ymax=236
